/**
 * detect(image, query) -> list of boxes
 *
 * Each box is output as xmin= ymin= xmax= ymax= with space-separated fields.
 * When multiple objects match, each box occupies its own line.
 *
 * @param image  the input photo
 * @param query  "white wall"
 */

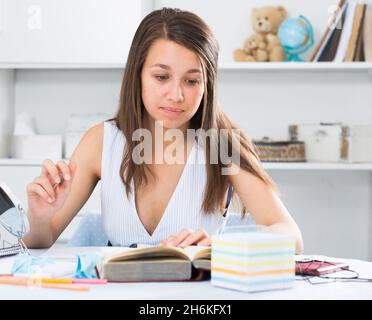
xmin=14 ymin=69 xmax=122 ymax=135
xmin=0 ymin=70 xmax=14 ymax=157
xmin=270 ymin=170 xmax=370 ymax=259
xmin=218 ymin=70 xmax=372 ymax=140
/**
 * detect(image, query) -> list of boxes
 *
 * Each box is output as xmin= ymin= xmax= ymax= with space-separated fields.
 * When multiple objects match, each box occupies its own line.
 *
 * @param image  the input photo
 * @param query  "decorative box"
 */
xmin=254 ymin=137 xmax=305 ymax=162
xmin=211 ymin=232 xmax=295 ymax=293
xmin=289 ymin=123 xmax=349 ymax=162
xmin=11 ymin=135 xmax=62 ymax=160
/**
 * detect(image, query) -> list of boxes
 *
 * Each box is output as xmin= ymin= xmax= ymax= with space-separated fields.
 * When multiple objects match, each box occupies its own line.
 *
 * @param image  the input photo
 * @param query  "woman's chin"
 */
xmin=156 ymin=118 xmax=188 ymax=131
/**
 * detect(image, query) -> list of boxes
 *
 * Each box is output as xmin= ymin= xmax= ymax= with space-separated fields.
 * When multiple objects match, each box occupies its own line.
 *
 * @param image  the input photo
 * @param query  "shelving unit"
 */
xmin=2 ymin=158 xmax=372 ymax=171
xmin=219 ymin=62 xmax=372 ymax=71
xmin=1 ymin=61 xmax=372 ymax=71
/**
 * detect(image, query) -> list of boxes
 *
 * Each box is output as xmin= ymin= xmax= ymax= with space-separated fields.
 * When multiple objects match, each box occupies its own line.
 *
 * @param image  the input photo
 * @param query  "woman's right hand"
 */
xmin=26 ymin=159 xmax=77 ymax=222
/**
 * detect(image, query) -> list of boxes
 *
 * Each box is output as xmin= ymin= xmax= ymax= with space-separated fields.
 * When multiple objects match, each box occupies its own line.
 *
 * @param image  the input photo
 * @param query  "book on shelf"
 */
xmin=318 ymin=7 xmax=347 ymax=61
xmin=363 ymin=5 xmax=372 ymax=61
xmin=354 ymin=7 xmax=366 ymax=61
xmin=310 ymin=0 xmax=348 ymax=61
xmin=310 ymin=1 xmax=371 ymax=62
xmin=344 ymin=3 xmax=367 ymax=61
xmin=96 ymin=245 xmax=211 ymax=282
xmin=333 ymin=0 xmax=358 ymax=62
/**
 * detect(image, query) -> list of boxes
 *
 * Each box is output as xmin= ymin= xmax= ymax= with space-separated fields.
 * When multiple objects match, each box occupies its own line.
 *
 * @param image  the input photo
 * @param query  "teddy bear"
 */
xmin=234 ymin=6 xmax=287 ymax=62
xmin=233 ymin=33 xmax=268 ymax=62
xmin=251 ymin=6 xmax=287 ymax=62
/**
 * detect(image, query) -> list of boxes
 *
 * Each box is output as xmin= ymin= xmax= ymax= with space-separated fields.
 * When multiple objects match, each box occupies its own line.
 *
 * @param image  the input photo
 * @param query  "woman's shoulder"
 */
xmin=82 ymin=122 xmax=104 ymax=146
xmin=71 ymin=122 xmax=104 ymax=178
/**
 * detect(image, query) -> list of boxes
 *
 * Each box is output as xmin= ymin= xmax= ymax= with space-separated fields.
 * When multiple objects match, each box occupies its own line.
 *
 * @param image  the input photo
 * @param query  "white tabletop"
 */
xmin=1 ymin=246 xmax=372 ymax=300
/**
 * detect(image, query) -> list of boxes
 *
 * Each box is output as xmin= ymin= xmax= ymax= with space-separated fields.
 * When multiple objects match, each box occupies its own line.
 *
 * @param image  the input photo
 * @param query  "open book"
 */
xmin=96 ymin=246 xmax=211 ymax=282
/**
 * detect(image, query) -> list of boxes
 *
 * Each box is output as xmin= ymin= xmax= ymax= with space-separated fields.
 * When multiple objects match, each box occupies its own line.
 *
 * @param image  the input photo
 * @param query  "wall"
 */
xmin=0 ymin=70 xmax=14 ymax=157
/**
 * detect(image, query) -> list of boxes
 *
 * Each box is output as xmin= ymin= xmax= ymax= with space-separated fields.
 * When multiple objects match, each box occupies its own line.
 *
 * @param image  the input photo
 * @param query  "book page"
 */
xmin=105 ymin=246 xmax=190 ymax=263
xmin=183 ymin=246 xmax=211 ymax=261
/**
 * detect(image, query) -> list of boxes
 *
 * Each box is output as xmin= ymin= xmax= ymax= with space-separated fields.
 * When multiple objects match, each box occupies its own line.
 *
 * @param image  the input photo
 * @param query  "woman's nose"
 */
xmin=167 ymin=81 xmax=184 ymax=102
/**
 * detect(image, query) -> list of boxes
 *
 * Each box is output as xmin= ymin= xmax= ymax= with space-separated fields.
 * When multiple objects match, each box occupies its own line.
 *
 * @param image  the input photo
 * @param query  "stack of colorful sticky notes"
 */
xmin=211 ymin=231 xmax=296 ymax=293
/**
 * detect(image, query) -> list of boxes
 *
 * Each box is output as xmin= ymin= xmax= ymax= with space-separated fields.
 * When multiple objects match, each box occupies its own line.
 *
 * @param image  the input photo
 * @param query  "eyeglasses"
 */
xmin=296 ymin=258 xmax=371 ymax=285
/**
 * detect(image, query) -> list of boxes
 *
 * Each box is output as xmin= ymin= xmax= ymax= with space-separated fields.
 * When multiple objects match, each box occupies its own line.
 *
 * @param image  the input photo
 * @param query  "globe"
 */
xmin=278 ymin=15 xmax=314 ymax=62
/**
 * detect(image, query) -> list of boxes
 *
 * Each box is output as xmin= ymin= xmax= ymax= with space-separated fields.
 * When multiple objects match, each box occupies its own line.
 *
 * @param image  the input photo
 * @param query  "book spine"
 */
xmin=311 ymin=0 xmax=349 ymax=62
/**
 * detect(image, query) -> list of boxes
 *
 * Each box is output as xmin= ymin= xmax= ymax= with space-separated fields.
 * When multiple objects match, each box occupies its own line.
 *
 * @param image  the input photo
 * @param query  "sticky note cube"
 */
xmin=211 ymin=232 xmax=295 ymax=293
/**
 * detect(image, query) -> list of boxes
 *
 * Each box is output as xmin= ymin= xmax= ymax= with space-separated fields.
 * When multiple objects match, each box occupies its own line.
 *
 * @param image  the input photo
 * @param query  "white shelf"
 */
xmin=1 ymin=158 xmax=372 ymax=170
xmin=0 ymin=158 xmax=65 ymax=166
xmin=0 ymin=62 xmax=372 ymax=72
xmin=0 ymin=63 xmax=125 ymax=69
xmin=219 ymin=62 xmax=372 ymax=72
xmin=262 ymin=162 xmax=372 ymax=171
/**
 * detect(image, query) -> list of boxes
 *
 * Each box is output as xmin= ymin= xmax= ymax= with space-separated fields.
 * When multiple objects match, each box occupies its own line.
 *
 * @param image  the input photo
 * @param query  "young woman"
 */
xmin=23 ymin=8 xmax=303 ymax=253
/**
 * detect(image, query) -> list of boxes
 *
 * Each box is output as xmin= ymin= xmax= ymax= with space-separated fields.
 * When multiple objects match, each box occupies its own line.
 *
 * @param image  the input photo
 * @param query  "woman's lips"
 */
xmin=161 ymin=107 xmax=184 ymax=116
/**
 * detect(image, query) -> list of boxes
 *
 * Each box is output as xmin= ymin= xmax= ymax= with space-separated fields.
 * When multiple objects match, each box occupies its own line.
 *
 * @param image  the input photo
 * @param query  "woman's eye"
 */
xmin=155 ymin=75 xmax=168 ymax=81
xmin=185 ymin=79 xmax=200 ymax=86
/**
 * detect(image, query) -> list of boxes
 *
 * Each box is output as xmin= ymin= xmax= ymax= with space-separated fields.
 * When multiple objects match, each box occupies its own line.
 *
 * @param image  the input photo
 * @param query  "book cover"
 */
xmin=318 ymin=9 xmax=347 ymax=61
xmin=363 ymin=5 xmax=372 ymax=61
xmin=334 ymin=0 xmax=357 ymax=62
xmin=345 ymin=4 xmax=366 ymax=61
xmin=310 ymin=0 xmax=348 ymax=62
xmin=96 ymin=246 xmax=211 ymax=282
xmin=353 ymin=22 xmax=365 ymax=61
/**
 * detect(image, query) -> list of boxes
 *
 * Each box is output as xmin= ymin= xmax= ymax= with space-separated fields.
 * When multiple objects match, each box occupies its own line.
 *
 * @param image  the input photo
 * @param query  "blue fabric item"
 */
xmin=73 ymin=252 xmax=102 ymax=279
xmin=11 ymin=252 xmax=54 ymax=275
xmin=67 ymin=212 xmax=108 ymax=247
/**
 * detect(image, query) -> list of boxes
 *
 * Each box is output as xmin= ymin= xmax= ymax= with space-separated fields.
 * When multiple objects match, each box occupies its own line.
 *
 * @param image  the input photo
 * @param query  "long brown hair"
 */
xmin=114 ymin=8 xmax=277 ymax=215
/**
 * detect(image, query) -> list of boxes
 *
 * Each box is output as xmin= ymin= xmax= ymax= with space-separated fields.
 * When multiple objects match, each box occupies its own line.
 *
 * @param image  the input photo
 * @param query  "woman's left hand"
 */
xmin=160 ymin=228 xmax=211 ymax=248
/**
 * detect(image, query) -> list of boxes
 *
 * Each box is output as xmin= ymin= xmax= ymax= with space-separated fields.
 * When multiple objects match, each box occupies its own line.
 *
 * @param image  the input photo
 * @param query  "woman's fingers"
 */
xmin=42 ymin=159 xmax=62 ymax=185
xmin=160 ymin=229 xmax=210 ymax=248
xmin=179 ymin=229 xmax=208 ymax=248
xmin=161 ymin=228 xmax=194 ymax=247
xmin=160 ymin=235 xmax=177 ymax=247
xmin=173 ymin=228 xmax=194 ymax=246
xmin=196 ymin=237 xmax=211 ymax=246
xmin=56 ymin=160 xmax=72 ymax=182
xmin=27 ymin=181 xmax=53 ymax=203
xmin=32 ymin=176 xmax=56 ymax=201
xmin=41 ymin=159 xmax=77 ymax=190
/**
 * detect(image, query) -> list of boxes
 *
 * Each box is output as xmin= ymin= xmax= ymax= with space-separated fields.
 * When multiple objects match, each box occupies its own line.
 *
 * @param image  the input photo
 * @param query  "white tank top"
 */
xmin=101 ymin=121 xmax=227 ymax=246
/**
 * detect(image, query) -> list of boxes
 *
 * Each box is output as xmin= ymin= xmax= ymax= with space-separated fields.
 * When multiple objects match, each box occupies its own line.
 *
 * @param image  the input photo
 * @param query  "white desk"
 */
xmin=0 ymin=246 xmax=372 ymax=300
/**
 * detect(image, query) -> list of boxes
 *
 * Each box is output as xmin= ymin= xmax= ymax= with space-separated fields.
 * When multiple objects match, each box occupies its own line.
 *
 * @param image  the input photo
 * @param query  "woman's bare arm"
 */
xmin=228 ymin=164 xmax=304 ymax=254
xmin=22 ymin=123 xmax=103 ymax=248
